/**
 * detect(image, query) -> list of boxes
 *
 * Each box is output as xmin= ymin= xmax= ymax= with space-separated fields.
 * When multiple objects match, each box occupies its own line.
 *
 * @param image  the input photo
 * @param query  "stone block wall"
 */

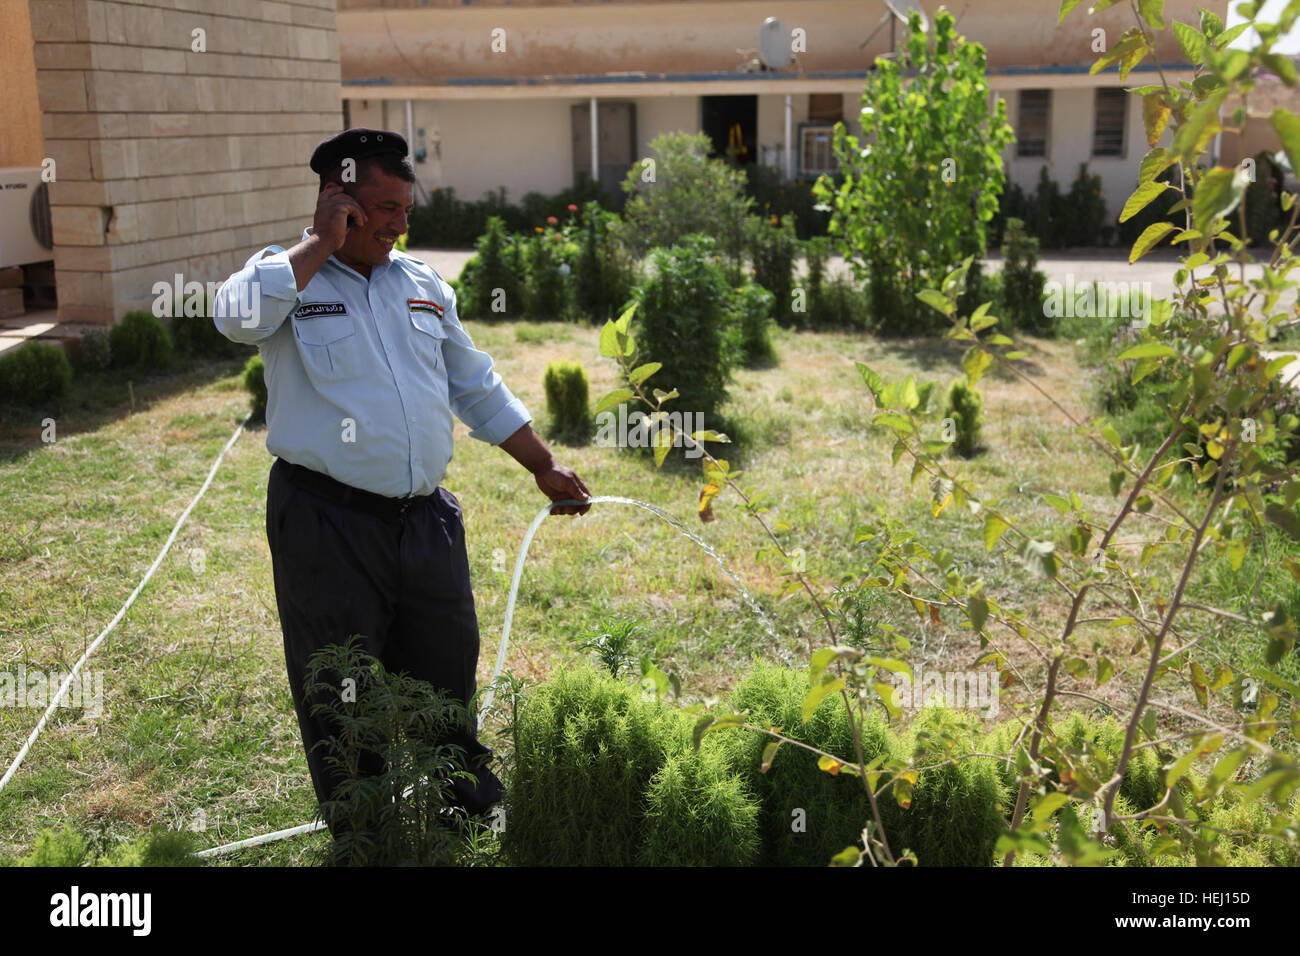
xmin=28 ymin=0 xmax=343 ymax=323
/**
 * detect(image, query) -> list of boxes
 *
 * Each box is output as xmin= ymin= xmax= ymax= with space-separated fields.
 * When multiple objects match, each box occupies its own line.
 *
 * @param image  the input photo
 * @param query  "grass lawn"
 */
xmin=0 ymin=318 xmax=1293 ymax=865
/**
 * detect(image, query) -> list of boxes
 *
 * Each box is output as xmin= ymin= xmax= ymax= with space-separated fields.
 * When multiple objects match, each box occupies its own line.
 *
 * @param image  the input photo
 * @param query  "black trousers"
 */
xmin=264 ymin=457 xmax=503 ymax=836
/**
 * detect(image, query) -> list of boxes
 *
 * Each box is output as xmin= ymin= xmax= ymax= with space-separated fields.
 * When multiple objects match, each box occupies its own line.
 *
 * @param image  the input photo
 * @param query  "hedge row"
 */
xmin=504 ymin=663 xmax=1297 ymax=867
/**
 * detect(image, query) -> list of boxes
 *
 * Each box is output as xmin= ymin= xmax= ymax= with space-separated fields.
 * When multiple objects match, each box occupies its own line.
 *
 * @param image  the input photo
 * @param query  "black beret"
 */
xmin=310 ymin=127 xmax=409 ymax=175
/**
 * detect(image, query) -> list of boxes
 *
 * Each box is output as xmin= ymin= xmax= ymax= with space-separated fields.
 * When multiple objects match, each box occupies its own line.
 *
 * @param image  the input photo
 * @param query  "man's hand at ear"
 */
xmin=498 ymin=424 xmax=592 ymax=516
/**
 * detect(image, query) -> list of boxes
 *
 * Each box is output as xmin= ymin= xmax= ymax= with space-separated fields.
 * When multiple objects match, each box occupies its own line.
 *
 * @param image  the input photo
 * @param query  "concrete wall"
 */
xmin=0 ymin=0 xmax=46 ymax=167
xmin=28 ymin=0 xmax=343 ymax=324
xmin=337 ymin=0 xmax=1226 ymax=85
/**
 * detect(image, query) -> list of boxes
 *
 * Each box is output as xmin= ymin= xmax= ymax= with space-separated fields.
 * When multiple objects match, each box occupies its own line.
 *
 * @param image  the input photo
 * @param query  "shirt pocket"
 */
xmin=409 ymin=309 xmax=448 ymax=373
xmin=293 ymin=310 xmax=358 ymax=380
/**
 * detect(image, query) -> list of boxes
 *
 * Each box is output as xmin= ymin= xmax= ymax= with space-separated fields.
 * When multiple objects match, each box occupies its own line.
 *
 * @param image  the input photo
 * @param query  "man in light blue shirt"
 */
xmin=213 ymin=128 xmax=589 ymax=853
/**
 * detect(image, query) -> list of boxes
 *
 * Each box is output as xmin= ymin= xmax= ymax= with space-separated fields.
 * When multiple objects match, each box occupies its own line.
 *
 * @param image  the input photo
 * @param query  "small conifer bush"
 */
xmin=542 ymin=359 xmax=590 ymax=444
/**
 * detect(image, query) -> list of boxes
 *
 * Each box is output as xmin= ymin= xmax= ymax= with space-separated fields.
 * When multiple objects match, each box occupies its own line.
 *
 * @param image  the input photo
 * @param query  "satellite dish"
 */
xmin=886 ymin=0 xmax=929 ymax=32
xmin=758 ymin=17 xmax=791 ymax=70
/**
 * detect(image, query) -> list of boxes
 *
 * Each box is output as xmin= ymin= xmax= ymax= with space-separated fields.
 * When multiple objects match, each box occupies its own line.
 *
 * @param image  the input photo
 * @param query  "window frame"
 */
xmin=1091 ymin=88 xmax=1129 ymax=159
xmin=1016 ymin=89 xmax=1052 ymax=159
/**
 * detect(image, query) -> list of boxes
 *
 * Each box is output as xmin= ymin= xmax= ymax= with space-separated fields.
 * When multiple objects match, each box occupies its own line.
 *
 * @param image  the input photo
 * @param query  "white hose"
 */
xmin=199 ymin=493 xmax=776 ymax=858
xmin=0 ymin=414 xmax=250 ymax=798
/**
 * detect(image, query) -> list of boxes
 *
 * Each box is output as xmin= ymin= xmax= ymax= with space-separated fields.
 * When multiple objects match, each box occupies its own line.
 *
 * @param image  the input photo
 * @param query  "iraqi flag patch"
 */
xmin=408 ymin=298 xmax=444 ymax=319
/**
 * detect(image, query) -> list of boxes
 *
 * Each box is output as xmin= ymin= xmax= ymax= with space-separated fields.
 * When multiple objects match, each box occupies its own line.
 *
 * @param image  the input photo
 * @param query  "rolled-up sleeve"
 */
xmin=439 ymin=287 xmax=531 ymax=444
xmin=213 ymin=246 xmax=298 ymax=344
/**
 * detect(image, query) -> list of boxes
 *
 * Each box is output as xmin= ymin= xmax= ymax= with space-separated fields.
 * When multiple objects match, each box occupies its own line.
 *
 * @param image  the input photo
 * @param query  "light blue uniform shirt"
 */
xmin=213 ymin=229 xmax=531 ymax=498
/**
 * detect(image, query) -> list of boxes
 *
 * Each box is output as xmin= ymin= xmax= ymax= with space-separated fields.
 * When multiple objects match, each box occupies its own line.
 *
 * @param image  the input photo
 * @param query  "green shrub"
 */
xmin=944 ymin=378 xmax=984 ymax=458
xmin=406 ymin=177 xmax=612 ymax=249
xmin=621 ymin=131 xmax=752 ymax=281
xmin=242 ymin=353 xmax=267 ymax=422
xmin=0 ymin=341 xmax=72 ymax=405
xmin=169 ymin=292 xmax=247 ymax=360
xmin=980 ymin=712 xmax=1164 ymax=812
xmin=304 ymin=635 xmax=476 ymax=866
xmin=503 ymin=667 xmax=692 ymax=866
xmin=459 ymin=216 xmax=525 ymax=319
xmin=999 ymin=218 xmax=1049 ymax=334
xmin=1061 ymin=163 xmax=1111 ymax=247
xmin=746 ymin=214 xmax=798 ymax=327
xmin=640 ymin=746 xmax=762 ymax=866
xmin=892 ymin=708 xmax=1009 ymax=866
xmin=16 ymin=825 xmax=204 ymax=867
xmin=743 ymin=163 xmax=833 ymax=240
xmin=542 ymin=359 xmax=590 ymax=444
xmin=110 ymin=310 xmax=172 ymax=371
xmin=1243 ymin=151 xmax=1287 ymax=247
xmin=573 ymin=201 xmax=637 ymax=324
xmin=74 ymin=327 xmax=111 ymax=372
xmin=631 ymin=234 xmax=740 ymax=422
xmin=710 ymin=661 xmax=899 ymax=866
xmin=523 ymin=229 xmax=571 ymax=320
xmin=729 ymin=284 xmax=777 ymax=367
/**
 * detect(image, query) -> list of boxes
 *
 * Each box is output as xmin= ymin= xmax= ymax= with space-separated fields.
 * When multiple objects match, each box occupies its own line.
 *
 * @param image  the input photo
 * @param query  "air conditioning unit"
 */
xmin=0 ymin=167 xmax=54 ymax=269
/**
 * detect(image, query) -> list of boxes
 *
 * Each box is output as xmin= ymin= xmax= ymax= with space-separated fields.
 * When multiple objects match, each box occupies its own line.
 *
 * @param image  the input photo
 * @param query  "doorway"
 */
xmin=701 ymin=95 xmax=757 ymax=166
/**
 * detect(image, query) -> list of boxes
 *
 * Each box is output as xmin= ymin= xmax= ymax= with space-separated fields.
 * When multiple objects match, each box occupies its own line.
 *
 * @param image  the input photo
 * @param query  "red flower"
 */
xmin=567 ymin=203 xmax=579 ymax=212
xmin=546 ymin=215 xmax=558 ymax=225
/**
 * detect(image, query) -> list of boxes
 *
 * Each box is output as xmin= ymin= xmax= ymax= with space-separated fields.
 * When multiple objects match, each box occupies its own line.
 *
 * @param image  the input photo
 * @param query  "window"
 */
xmin=1016 ymin=90 xmax=1050 ymax=158
xmin=1093 ymin=88 xmax=1128 ymax=157
xmin=800 ymin=125 xmax=837 ymax=178
xmin=807 ymin=93 xmax=843 ymax=123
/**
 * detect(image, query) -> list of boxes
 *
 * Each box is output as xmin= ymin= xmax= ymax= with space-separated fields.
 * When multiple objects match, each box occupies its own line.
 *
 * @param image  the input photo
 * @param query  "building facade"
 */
xmin=336 ymin=0 xmax=1232 ymax=223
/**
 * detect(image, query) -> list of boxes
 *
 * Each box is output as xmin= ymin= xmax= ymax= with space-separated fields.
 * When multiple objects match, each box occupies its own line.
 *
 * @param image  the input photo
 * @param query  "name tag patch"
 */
xmin=408 ymin=298 xmax=444 ymax=318
xmin=295 ymin=302 xmax=347 ymax=320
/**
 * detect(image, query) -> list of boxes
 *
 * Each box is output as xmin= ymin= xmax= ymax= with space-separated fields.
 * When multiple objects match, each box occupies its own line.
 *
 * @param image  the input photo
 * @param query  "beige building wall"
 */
xmin=0 ymin=0 xmax=46 ymax=167
xmin=28 ymin=0 xmax=344 ymax=324
xmin=1007 ymin=84 xmax=1163 ymax=221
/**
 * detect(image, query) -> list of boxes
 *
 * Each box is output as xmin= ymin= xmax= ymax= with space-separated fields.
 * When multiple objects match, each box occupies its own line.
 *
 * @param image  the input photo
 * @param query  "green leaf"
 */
xmin=614 ymin=303 xmax=636 ymax=334
xmin=1273 ymin=109 xmax=1300 ymax=181
xmin=1165 ymin=749 xmax=1198 ymax=790
xmin=1137 ymin=0 xmax=1165 ymax=28
xmin=652 ymin=387 xmax=679 ymax=405
xmin=829 ymin=846 xmax=862 ymax=867
xmin=594 ymin=388 xmax=634 ymax=416
xmin=1171 ymin=20 xmax=1208 ymax=65
xmin=1116 ymin=342 xmax=1178 ymax=360
xmin=899 ymin=375 xmax=920 ymax=410
xmin=917 ymin=289 xmax=955 ymax=316
xmin=984 ymin=514 xmax=1009 ymax=552
xmin=690 ymin=429 xmax=731 ymax=444
xmin=857 ymin=362 xmax=885 ymax=399
xmin=1130 ymin=221 xmax=1177 ymax=263
xmin=1043 ymin=494 xmax=1071 ymax=514
xmin=1262 ymin=54 xmax=1298 ymax=87
xmin=598 ymin=320 xmax=621 ymax=359
xmin=628 ymin=362 xmax=661 ymax=386
xmin=1142 ymin=92 xmax=1172 ymax=146
xmin=652 ymin=425 xmax=674 ymax=468
xmin=1119 ymin=181 xmax=1172 ymax=223
xmin=803 ymin=676 xmax=845 ymax=723
xmin=1097 ymin=657 xmax=1115 ymax=685
xmin=1264 ymin=504 xmax=1300 ymax=541
xmin=963 ymin=348 xmax=993 ymax=386
xmin=1225 ymin=538 xmax=1246 ymax=571
xmin=1059 ymin=0 xmax=1084 ymax=22
xmin=1192 ymin=165 xmax=1249 ymax=233
xmin=760 ymin=741 xmax=782 ymax=774
xmin=1138 ymin=147 xmax=1176 ymax=184
xmin=967 ymin=593 xmax=989 ymax=632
